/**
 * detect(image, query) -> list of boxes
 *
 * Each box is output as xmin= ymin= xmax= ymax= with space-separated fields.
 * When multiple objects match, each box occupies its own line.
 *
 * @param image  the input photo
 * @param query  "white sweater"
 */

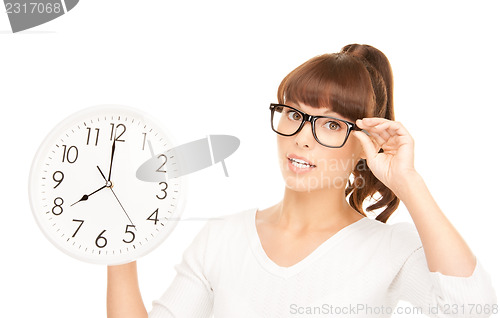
xmin=148 ymin=208 xmax=497 ymax=317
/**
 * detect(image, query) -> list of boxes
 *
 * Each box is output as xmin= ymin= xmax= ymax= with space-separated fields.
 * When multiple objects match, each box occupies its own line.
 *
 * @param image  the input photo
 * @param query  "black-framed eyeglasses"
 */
xmin=269 ymin=103 xmax=367 ymax=148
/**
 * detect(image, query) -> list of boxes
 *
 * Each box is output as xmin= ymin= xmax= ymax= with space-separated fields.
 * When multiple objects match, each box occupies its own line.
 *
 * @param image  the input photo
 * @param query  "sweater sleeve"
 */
xmin=389 ymin=223 xmax=497 ymax=318
xmin=148 ymin=221 xmax=214 ymax=318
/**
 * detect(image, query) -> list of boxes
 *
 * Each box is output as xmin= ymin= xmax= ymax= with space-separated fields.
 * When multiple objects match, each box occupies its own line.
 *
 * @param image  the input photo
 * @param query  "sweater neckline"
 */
xmin=245 ymin=207 xmax=369 ymax=279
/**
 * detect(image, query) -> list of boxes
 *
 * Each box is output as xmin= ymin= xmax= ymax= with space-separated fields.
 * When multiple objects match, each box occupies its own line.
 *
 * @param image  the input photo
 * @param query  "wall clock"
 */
xmin=28 ymin=105 xmax=186 ymax=265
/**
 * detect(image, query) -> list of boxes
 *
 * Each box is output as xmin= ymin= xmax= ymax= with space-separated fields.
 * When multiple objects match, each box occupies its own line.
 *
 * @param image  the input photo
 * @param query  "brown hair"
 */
xmin=277 ymin=44 xmax=399 ymax=223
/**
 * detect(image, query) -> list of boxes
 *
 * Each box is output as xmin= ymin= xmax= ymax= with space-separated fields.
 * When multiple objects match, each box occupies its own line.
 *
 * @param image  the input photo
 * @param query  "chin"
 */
xmin=283 ymin=178 xmax=315 ymax=192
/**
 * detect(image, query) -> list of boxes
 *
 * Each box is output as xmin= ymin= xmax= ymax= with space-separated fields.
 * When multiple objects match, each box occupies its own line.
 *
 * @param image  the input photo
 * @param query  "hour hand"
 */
xmin=71 ymin=185 xmax=107 ymax=206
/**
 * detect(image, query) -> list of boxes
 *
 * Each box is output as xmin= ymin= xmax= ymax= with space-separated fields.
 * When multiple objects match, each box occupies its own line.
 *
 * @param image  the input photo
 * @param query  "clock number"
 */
xmin=156 ymin=154 xmax=167 ymax=173
xmin=86 ymin=127 xmax=100 ymax=146
xmin=72 ymin=219 xmax=84 ymax=237
xmin=123 ymin=225 xmax=136 ymax=243
xmin=52 ymin=197 xmax=64 ymax=215
xmin=52 ymin=171 xmax=64 ymax=188
xmin=147 ymin=208 xmax=159 ymax=225
xmin=61 ymin=145 xmax=78 ymax=163
xmin=110 ymin=123 xmax=126 ymax=142
xmin=156 ymin=182 xmax=168 ymax=200
xmin=95 ymin=230 xmax=108 ymax=248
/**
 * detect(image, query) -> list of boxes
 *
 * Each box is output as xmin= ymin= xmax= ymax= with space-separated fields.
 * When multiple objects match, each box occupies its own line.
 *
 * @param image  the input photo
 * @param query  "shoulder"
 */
xmin=386 ymin=220 xmax=423 ymax=259
xmin=387 ymin=221 xmax=421 ymax=246
xmin=192 ymin=208 xmax=255 ymax=272
xmin=198 ymin=207 xmax=255 ymax=240
xmin=204 ymin=207 xmax=253 ymax=227
xmin=358 ymin=217 xmax=422 ymax=257
xmin=181 ymin=208 xmax=255 ymax=260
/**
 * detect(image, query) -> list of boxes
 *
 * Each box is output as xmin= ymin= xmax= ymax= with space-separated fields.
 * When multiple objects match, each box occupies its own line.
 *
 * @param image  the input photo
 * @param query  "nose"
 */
xmin=294 ymin=121 xmax=315 ymax=148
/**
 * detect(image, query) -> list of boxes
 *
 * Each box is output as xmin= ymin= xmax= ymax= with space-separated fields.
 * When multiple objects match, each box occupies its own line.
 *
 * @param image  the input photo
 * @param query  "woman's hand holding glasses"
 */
xmin=353 ymin=118 xmax=417 ymax=198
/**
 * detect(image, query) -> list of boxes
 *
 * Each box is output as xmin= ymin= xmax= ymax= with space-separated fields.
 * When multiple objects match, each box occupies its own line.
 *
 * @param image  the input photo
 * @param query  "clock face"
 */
xmin=29 ymin=105 xmax=185 ymax=265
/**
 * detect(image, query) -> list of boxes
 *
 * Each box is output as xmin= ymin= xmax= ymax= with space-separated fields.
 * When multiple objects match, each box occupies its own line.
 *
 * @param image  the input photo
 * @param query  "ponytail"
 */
xmin=341 ymin=44 xmax=399 ymax=223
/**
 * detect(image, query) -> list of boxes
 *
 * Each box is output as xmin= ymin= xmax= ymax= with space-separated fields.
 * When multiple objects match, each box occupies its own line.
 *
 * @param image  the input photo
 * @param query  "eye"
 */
xmin=324 ymin=120 xmax=341 ymax=131
xmin=286 ymin=110 xmax=302 ymax=121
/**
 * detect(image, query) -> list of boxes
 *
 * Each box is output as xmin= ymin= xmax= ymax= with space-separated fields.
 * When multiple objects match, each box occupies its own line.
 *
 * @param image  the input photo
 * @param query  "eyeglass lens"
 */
xmin=271 ymin=105 xmax=349 ymax=147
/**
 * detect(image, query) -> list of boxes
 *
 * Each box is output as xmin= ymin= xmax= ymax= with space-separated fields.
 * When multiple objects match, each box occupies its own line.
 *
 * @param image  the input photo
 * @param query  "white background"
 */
xmin=1 ymin=1 xmax=499 ymax=317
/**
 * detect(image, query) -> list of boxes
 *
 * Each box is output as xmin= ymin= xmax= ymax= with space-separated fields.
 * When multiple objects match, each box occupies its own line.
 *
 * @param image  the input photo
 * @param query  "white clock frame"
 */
xmin=28 ymin=104 xmax=187 ymax=265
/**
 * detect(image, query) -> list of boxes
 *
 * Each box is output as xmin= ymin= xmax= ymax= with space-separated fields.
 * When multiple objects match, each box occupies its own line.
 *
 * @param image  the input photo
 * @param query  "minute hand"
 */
xmin=107 ymin=139 xmax=116 ymax=181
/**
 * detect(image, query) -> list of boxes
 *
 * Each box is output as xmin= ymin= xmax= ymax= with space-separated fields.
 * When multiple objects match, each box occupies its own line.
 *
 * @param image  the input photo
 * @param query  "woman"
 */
xmin=107 ymin=44 xmax=497 ymax=317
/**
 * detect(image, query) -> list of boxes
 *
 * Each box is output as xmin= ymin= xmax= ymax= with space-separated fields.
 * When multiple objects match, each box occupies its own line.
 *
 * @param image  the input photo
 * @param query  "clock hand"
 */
xmin=97 ymin=165 xmax=135 ymax=228
xmin=110 ymin=187 xmax=136 ymax=228
xmin=97 ymin=165 xmax=107 ymax=182
xmin=70 ymin=185 xmax=107 ymax=207
xmin=71 ymin=166 xmax=111 ymax=207
xmin=108 ymin=138 xmax=116 ymax=181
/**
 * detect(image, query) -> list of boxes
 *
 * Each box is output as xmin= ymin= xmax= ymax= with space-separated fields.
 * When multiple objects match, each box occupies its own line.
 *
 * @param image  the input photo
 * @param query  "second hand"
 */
xmin=97 ymin=165 xmax=136 ymax=229
xmin=109 ymin=187 xmax=135 ymax=227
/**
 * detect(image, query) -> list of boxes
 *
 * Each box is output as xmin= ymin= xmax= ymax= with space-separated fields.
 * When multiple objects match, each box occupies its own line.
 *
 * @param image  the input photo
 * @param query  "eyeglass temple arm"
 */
xmin=353 ymin=123 xmax=371 ymax=136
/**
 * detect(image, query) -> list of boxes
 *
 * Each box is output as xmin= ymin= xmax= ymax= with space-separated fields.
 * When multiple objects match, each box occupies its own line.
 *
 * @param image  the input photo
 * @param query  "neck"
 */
xmin=272 ymin=185 xmax=363 ymax=232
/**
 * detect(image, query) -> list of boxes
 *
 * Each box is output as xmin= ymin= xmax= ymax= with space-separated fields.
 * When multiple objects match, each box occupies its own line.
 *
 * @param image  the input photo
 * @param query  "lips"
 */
xmin=287 ymin=154 xmax=316 ymax=171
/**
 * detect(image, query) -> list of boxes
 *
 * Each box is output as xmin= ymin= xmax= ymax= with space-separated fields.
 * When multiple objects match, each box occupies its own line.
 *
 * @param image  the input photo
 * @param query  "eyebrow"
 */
xmin=291 ymin=103 xmax=344 ymax=118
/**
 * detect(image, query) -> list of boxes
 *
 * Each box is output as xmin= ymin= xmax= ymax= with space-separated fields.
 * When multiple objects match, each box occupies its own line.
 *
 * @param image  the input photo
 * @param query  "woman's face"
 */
xmin=277 ymin=101 xmax=366 ymax=192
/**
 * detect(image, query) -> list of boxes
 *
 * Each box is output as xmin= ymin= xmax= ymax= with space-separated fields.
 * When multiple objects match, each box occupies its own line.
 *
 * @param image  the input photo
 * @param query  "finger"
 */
xmin=372 ymin=120 xmax=410 ymax=137
xmin=357 ymin=117 xmax=391 ymax=127
xmin=372 ymin=123 xmax=396 ymax=138
xmin=357 ymin=119 xmax=390 ymax=146
xmin=367 ymin=131 xmax=385 ymax=150
xmin=368 ymin=121 xmax=397 ymax=137
xmin=358 ymin=119 xmax=410 ymax=140
xmin=352 ymin=130 xmax=378 ymax=162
